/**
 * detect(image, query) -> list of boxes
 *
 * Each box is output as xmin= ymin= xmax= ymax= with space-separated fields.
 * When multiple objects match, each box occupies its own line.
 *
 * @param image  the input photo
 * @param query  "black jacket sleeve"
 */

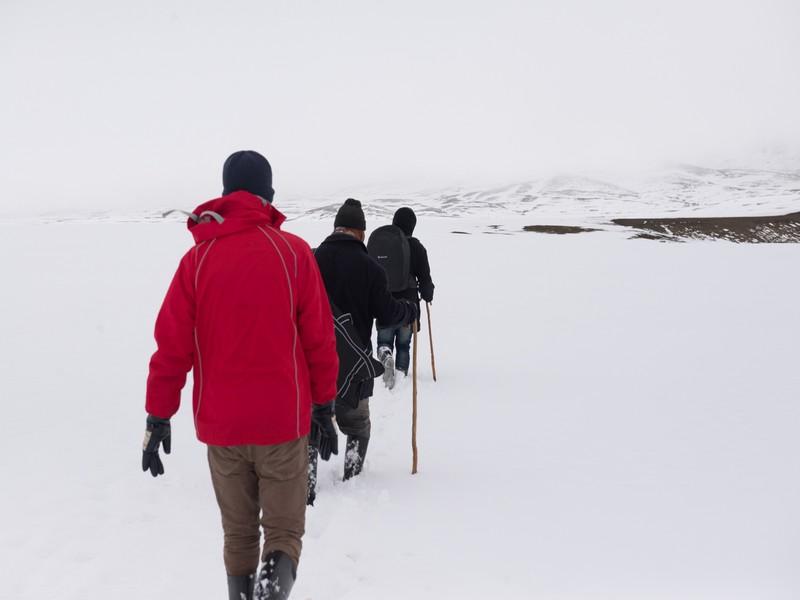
xmin=410 ymin=238 xmax=434 ymax=303
xmin=369 ymin=262 xmax=413 ymax=328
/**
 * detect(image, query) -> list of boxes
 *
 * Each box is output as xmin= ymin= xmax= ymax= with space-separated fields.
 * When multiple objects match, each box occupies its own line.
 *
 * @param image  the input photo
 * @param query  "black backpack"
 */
xmin=367 ymin=225 xmax=415 ymax=293
xmin=330 ymin=301 xmax=384 ymax=408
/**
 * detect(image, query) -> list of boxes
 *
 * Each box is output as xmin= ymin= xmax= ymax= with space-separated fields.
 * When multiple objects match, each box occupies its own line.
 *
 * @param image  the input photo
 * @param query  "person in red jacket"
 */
xmin=142 ymin=150 xmax=339 ymax=600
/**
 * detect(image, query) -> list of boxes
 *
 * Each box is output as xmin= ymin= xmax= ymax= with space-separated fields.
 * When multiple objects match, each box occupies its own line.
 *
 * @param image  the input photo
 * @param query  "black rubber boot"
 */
xmin=307 ymin=445 xmax=319 ymax=506
xmin=227 ymin=573 xmax=255 ymax=600
xmin=254 ymin=551 xmax=296 ymax=600
xmin=343 ymin=435 xmax=369 ymax=481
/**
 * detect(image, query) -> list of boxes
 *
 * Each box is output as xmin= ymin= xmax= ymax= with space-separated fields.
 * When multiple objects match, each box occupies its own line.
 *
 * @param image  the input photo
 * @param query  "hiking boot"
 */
xmin=343 ymin=435 xmax=369 ymax=480
xmin=307 ymin=445 xmax=318 ymax=506
xmin=227 ymin=573 xmax=255 ymax=600
xmin=378 ymin=346 xmax=395 ymax=389
xmin=254 ymin=551 xmax=296 ymax=599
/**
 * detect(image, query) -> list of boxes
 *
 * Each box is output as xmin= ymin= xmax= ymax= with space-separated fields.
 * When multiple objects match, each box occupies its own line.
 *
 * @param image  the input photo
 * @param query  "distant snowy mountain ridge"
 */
xmin=294 ymin=163 xmax=800 ymax=222
xmin=13 ymin=161 xmax=799 ymax=226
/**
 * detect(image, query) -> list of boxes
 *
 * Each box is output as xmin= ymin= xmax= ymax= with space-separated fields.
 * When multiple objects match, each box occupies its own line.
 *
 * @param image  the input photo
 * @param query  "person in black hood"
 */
xmin=312 ymin=199 xmax=418 ymax=483
xmin=376 ymin=207 xmax=435 ymax=386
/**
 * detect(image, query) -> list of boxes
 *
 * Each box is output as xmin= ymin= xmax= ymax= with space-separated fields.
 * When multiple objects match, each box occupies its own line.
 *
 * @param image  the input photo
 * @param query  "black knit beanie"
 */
xmin=392 ymin=207 xmax=417 ymax=236
xmin=222 ymin=150 xmax=274 ymax=203
xmin=334 ymin=198 xmax=366 ymax=230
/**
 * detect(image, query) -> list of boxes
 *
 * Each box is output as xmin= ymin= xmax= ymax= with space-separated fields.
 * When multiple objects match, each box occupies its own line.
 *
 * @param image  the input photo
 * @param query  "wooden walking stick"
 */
xmin=426 ymin=302 xmax=437 ymax=382
xmin=411 ymin=318 xmax=419 ymax=474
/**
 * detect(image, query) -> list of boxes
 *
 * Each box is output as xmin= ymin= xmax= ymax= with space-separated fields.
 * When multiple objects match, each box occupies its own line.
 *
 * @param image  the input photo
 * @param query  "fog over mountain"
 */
xmin=1 ymin=0 xmax=799 ymax=215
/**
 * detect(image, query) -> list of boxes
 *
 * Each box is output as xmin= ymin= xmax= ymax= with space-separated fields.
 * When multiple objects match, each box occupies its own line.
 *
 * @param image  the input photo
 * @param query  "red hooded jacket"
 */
xmin=146 ymin=191 xmax=338 ymax=446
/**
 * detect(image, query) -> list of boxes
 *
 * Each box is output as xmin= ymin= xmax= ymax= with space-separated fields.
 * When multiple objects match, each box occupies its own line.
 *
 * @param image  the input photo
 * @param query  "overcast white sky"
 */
xmin=1 ymin=0 xmax=799 ymax=213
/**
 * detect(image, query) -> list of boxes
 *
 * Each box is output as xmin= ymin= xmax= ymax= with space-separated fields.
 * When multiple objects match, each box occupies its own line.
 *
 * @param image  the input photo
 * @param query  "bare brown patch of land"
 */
xmin=523 ymin=225 xmax=599 ymax=235
xmin=612 ymin=211 xmax=800 ymax=243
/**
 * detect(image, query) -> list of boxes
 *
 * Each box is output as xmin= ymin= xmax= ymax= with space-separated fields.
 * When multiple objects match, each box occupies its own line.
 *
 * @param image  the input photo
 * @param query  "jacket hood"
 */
xmin=185 ymin=191 xmax=286 ymax=243
xmin=392 ymin=207 xmax=417 ymax=236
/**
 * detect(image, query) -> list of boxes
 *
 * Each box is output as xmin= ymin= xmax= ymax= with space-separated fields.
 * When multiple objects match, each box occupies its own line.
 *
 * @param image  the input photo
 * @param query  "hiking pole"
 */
xmin=412 ymin=318 xmax=419 ymax=475
xmin=426 ymin=302 xmax=437 ymax=382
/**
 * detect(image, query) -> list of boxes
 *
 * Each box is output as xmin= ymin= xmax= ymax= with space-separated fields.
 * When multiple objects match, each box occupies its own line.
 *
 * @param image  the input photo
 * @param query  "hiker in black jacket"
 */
xmin=376 ymin=207 xmax=434 ymax=387
xmin=313 ymin=198 xmax=417 ymax=482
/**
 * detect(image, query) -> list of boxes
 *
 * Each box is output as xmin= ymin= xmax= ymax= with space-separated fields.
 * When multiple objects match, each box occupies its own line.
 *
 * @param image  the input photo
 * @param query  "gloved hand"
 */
xmin=401 ymin=300 xmax=419 ymax=326
xmin=310 ymin=402 xmax=338 ymax=461
xmin=142 ymin=415 xmax=171 ymax=477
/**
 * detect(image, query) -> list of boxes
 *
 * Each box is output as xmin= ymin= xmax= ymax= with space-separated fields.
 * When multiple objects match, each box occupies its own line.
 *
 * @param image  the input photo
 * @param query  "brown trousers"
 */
xmin=207 ymin=436 xmax=308 ymax=576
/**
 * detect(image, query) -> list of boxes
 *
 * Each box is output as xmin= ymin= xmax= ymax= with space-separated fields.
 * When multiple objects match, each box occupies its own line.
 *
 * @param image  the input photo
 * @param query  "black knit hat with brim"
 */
xmin=392 ymin=207 xmax=417 ymax=236
xmin=334 ymin=198 xmax=366 ymax=230
xmin=222 ymin=150 xmax=275 ymax=203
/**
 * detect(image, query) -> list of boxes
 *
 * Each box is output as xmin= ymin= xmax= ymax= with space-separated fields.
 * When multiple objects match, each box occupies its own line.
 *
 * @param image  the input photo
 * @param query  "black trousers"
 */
xmin=335 ymin=397 xmax=371 ymax=439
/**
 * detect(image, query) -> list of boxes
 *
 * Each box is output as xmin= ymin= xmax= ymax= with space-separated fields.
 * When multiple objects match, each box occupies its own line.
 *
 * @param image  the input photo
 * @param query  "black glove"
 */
xmin=310 ymin=402 xmax=338 ymax=461
xmin=142 ymin=415 xmax=171 ymax=477
xmin=401 ymin=300 xmax=419 ymax=326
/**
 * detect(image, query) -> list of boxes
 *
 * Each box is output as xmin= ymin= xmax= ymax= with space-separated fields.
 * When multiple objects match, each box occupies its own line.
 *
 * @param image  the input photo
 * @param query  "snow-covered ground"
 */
xmin=1 ymin=213 xmax=799 ymax=599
